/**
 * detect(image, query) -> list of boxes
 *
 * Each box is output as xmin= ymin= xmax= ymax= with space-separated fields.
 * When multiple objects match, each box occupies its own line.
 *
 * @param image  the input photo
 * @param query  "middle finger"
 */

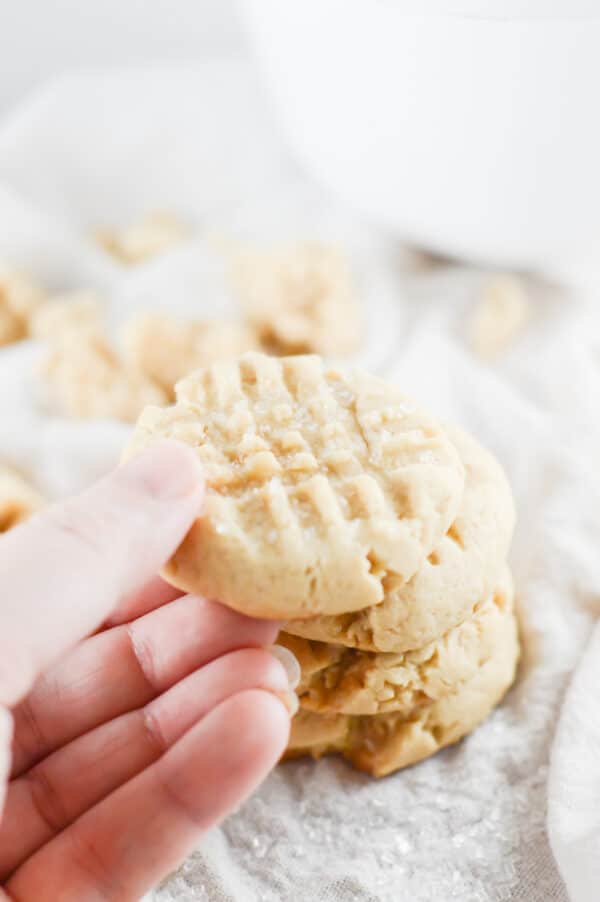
xmin=0 ymin=646 xmax=292 ymax=881
xmin=10 ymin=595 xmax=280 ymax=777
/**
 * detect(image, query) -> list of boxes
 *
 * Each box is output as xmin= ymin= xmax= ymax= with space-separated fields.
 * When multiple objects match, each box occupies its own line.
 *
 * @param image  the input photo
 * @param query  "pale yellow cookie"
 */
xmin=279 ymin=569 xmax=513 ymax=716
xmin=284 ymin=607 xmax=519 ymax=777
xmin=0 ymin=466 xmax=44 ymax=532
xmin=94 ymin=211 xmax=188 ymax=264
xmin=284 ymin=427 xmax=515 ymax=652
xmin=121 ymin=311 xmax=256 ymax=399
xmin=42 ymin=330 xmax=167 ymax=423
xmin=30 ymin=291 xmax=104 ymax=341
xmin=125 ymin=352 xmax=465 ymax=619
xmin=232 ymin=241 xmax=361 ymax=357
xmin=0 ymin=264 xmax=46 ymax=346
xmin=468 ymin=274 xmax=530 ymax=360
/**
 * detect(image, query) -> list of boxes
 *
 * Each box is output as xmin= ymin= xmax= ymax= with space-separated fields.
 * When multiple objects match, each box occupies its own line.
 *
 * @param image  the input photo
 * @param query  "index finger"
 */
xmin=0 ymin=441 xmax=204 ymax=708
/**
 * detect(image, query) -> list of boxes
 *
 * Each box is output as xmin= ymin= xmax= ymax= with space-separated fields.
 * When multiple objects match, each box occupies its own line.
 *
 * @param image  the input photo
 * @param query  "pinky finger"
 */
xmin=6 ymin=691 xmax=289 ymax=902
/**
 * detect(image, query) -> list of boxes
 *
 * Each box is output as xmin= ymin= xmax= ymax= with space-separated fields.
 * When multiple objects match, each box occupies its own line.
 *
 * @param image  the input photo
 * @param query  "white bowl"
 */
xmin=240 ymin=0 xmax=600 ymax=269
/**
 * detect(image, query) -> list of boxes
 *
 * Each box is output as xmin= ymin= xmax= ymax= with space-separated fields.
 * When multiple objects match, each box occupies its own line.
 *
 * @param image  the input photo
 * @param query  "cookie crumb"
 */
xmin=0 ymin=264 xmax=46 ymax=346
xmin=468 ymin=275 xmax=530 ymax=360
xmin=94 ymin=211 xmax=188 ymax=264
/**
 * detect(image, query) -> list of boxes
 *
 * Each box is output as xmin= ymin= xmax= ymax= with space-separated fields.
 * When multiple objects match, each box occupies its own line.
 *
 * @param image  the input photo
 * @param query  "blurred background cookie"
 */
xmin=121 ymin=311 xmax=257 ymax=399
xmin=0 ymin=464 xmax=44 ymax=532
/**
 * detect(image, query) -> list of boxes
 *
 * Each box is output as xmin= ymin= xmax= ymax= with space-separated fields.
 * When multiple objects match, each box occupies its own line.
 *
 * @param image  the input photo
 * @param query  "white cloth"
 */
xmin=0 ymin=61 xmax=598 ymax=902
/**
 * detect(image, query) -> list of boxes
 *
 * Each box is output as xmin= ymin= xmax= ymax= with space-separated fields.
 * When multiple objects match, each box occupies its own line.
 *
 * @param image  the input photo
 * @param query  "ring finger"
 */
xmin=10 ymin=594 xmax=280 ymax=777
xmin=0 ymin=646 xmax=294 ymax=879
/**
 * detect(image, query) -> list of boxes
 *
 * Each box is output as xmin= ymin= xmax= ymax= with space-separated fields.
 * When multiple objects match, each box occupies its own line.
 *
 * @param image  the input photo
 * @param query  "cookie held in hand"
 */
xmin=124 ymin=352 xmax=465 ymax=619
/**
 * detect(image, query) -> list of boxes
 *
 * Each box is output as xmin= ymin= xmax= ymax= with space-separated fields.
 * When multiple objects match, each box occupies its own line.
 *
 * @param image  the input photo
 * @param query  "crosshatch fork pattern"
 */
xmin=128 ymin=352 xmax=465 ymax=617
xmin=283 ymin=426 xmax=516 ymax=653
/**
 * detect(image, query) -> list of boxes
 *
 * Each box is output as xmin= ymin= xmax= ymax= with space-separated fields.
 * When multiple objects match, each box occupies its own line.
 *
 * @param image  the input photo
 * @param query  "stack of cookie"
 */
xmin=126 ymin=351 xmax=519 ymax=778
xmin=278 ymin=423 xmax=517 ymax=776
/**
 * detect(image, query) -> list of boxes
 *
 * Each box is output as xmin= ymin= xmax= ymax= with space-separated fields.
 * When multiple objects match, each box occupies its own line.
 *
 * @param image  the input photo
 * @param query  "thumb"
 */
xmin=0 ymin=441 xmax=204 ymax=708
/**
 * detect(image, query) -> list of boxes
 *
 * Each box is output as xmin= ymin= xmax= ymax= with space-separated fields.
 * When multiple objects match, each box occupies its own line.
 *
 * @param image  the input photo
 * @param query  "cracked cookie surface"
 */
xmin=125 ymin=352 xmax=465 ymax=618
xmin=284 ymin=427 xmax=515 ymax=651
xmin=284 ymin=606 xmax=519 ymax=776
xmin=279 ymin=568 xmax=513 ymax=716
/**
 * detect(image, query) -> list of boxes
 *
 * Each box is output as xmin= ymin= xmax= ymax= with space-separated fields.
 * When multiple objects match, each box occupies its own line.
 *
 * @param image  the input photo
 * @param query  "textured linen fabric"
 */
xmin=0 ymin=62 xmax=597 ymax=902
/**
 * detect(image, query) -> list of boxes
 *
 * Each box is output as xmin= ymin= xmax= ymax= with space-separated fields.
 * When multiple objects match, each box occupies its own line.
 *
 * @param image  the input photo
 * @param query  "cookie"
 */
xmin=0 ymin=466 xmax=44 ymax=532
xmin=0 ymin=264 xmax=46 ymax=346
xmin=232 ymin=241 xmax=361 ymax=357
xmin=30 ymin=292 xmax=104 ymax=341
xmin=284 ymin=607 xmax=519 ymax=777
xmin=468 ymin=275 xmax=530 ymax=360
xmin=278 ymin=569 xmax=513 ymax=716
xmin=121 ymin=312 xmax=256 ymax=399
xmin=284 ymin=427 xmax=515 ymax=652
xmin=125 ymin=352 xmax=465 ymax=618
xmin=94 ymin=211 xmax=188 ymax=264
xmin=42 ymin=330 xmax=167 ymax=423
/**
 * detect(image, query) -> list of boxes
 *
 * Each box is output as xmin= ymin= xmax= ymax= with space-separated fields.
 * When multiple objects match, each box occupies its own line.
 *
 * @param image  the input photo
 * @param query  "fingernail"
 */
xmin=123 ymin=441 xmax=203 ymax=501
xmin=274 ymin=690 xmax=299 ymax=717
xmin=271 ymin=644 xmax=301 ymax=690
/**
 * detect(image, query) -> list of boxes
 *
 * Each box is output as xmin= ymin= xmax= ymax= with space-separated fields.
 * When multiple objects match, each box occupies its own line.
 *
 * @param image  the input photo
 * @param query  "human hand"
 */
xmin=0 ymin=442 xmax=294 ymax=901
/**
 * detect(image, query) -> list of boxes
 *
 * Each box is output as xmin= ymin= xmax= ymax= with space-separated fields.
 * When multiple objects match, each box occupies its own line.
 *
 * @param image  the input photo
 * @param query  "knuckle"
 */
xmin=153 ymin=765 xmax=207 ymax=830
xmin=140 ymin=707 xmax=168 ymax=758
xmin=66 ymin=828 xmax=124 ymax=900
xmin=40 ymin=502 xmax=111 ymax=558
xmin=10 ymin=695 xmax=46 ymax=774
xmin=26 ymin=765 xmax=67 ymax=835
xmin=0 ymin=652 xmax=34 ymax=711
xmin=126 ymin=623 xmax=160 ymax=695
xmin=233 ymin=646 xmax=284 ymax=683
